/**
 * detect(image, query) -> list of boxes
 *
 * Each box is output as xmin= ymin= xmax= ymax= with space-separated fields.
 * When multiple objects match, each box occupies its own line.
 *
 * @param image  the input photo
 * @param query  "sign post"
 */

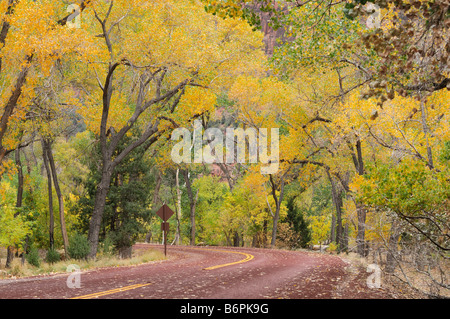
xmin=156 ymin=204 xmax=174 ymax=257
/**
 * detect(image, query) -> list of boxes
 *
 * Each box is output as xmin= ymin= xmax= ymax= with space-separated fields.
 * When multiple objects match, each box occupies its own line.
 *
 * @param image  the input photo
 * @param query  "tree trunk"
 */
xmin=15 ymin=147 xmax=24 ymax=209
xmin=263 ymin=218 xmax=268 ymax=248
xmin=0 ymin=0 xmax=14 ymax=74
xmin=145 ymin=169 xmax=163 ymax=243
xmin=342 ymin=219 xmax=349 ymax=252
xmin=327 ymin=170 xmax=344 ymax=252
xmin=252 ymin=233 xmax=257 ymax=248
xmin=352 ymin=139 xmax=368 ymax=256
xmin=45 ymin=140 xmax=69 ymax=257
xmin=270 ymin=175 xmax=286 ymax=248
xmin=386 ymin=221 xmax=401 ymax=273
xmin=217 ymin=163 xmax=235 ymax=192
xmin=5 ymin=247 xmax=14 ymax=268
xmin=356 ymin=203 xmax=368 ymax=256
xmin=152 ymin=169 xmax=162 ymax=207
xmin=87 ymin=162 xmax=113 ymax=259
xmin=270 ymin=209 xmax=280 ymax=247
xmin=224 ymin=230 xmax=232 ymax=246
xmin=183 ymin=169 xmax=198 ymax=246
xmin=330 ymin=213 xmax=336 ymax=243
xmin=118 ymin=245 xmax=132 ymax=259
xmin=6 ymin=148 xmax=24 ymax=268
xmin=190 ymin=190 xmax=199 ymax=245
xmin=145 ymin=230 xmax=152 ymax=243
xmin=0 ymin=56 xmax=32 ymax=166
xmin=175 ymin=168 xmax=182 ymax=245
xmin=233 ymin=231 xmax=240 ymax=247
xmin=419 ymin=98 xmax=434 ymax=169
xmin=41 ymin=140 xmax=54 ymax=250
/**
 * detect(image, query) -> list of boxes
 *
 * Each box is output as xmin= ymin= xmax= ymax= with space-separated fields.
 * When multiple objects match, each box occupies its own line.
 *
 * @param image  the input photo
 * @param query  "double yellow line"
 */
xmin=70 ymin=247 xmax=254 ymax=299
xmin=71 ymin=283 xmax=152 ymax=299
xmin=200 ymin=248 xmax=254 ymax=270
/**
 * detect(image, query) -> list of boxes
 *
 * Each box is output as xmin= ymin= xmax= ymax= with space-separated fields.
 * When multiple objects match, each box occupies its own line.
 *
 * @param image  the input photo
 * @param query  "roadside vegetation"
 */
xmin=0 ymin=0 xmax=448 ymax=298
xmin=0 ymin=245 xmax=164 ymax=279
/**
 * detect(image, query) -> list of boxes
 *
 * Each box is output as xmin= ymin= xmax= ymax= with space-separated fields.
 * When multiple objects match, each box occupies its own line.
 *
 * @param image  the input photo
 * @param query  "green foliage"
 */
xmin=356 ymin=160 xmax=449 ymax=215
xmin=68 ymin=233 xmax=90 ymax=260
xmin=26 ymin=247 xmax=41 ymax=267
xmin=343 ymin=0 xmax=371 ymax=20
xmin=272 ymin=0 xmax=361 ymax=73
xmin=193 ymin=175 xmax=229 ymax=245
xmin=0 ymin=205 xmax=31 ymax=248
xmin=45 ymin=248 xmax=61 ymax=264
xmin=74 ymin=129 xmax=153 ymax=254
xmin=308 ymin=215 xmax=331 ymax=246
xmin=100 ymin=235 xmax=115 ymax=256
xmin=0 ymin=181 xmax=32 ymax=248
xmin=285 ymin=197 xmax=311 ymax=248
xmin=440 ymin=141 xmax=450 ymax=162
xmin=353 ymin=159 xmax=450 ymax=251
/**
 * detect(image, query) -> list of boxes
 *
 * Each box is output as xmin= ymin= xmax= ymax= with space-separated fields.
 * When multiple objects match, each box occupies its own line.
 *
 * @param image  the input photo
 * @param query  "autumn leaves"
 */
xmin=0 ymin=2 xmax=448 ymax=299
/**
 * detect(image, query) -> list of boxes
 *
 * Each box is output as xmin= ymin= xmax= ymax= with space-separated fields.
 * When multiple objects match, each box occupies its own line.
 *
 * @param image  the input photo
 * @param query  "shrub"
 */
xmin=68 ymin=233 xmax=90 ymax=260
xmin=101 ymin=235 xmax=114 ymax=256
xmin=276 ymin=222 xmax=302 ymax=249
xmin=328 ymin=242 xmax=337 ymax=252
xmin=45 ymin=248 xmax=61 ymax=264
xmin=26 ymin=247 xmax=41 ymax=267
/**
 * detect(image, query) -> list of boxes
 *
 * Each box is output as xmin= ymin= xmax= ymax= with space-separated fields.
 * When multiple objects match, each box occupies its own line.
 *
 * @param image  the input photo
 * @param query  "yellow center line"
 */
xmin=70 ymin=283 xmax=152 ymax=299
xmin=197 ymin=248 xmax=255 ymax=270
xmin=69 ymin=247 xmax=254 ymax=299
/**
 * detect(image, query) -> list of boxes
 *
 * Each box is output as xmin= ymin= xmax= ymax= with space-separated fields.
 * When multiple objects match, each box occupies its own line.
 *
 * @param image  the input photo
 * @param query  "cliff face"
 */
xmin=259 ymin=10 xmax=286 ymax=56
xmin=251 ymin=1 xmax=294 ymax=57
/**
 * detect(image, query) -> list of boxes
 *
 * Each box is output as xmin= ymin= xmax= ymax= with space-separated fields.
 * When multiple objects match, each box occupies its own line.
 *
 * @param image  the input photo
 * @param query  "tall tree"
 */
xmin=43 ymin=139 xmax=69 ymax=257
xmin=5 ymin=147 xmax=24 ymax=268
xmin=0 ymin=0 xmax=93 ymax=168
xmin=41 ymin=139 xmax=54 ymax=250
xmin=71 ymin=0 xmax=264 ymax=258
xmin=183 ymin=169 xmax=199 ymax=246
xmin=174 ymin=168 xmax=182 ymax=245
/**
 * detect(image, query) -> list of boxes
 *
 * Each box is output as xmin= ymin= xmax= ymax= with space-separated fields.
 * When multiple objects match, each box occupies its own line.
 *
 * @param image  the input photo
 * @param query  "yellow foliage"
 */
xmin=308 ymin=215 xmax=330 ymax=245
xmin=73 ymin=0 xmax=265 ymax=141
xmin=173 ymin=87 xmax=217 ymax=124
xmin=229 ymin=75 xmax=297 ymax=129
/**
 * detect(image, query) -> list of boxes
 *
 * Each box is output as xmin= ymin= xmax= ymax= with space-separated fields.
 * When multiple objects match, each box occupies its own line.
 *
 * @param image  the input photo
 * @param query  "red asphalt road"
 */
xmin=0 ymin=244 xmax=393 ymax=299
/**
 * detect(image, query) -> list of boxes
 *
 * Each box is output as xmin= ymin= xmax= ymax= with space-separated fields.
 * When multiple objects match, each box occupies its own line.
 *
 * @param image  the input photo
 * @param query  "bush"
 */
xmin=26 ymin=247 xmax=41 ymax=267
xmin=328 ymin=242 xmax=337 ymax=252
xmin=68 ymin=233 xmax=90 ymax=260
xmin=45 ymin=248 xmax=61 ymax=264
xmin=276 ymin=222 xmax=302 ymax=249
xmin=99 ymin=235 xmax=114 ymax=256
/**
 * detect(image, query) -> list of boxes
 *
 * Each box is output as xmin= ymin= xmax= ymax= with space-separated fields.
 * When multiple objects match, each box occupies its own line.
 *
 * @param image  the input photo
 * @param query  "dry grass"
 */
xmin=389 ymin=259 xmax=450 ymax=299
xmin=338 ymin=251 xmax=449 ymax=299
xmin=0 ymin=247 xmax=166 ymax=279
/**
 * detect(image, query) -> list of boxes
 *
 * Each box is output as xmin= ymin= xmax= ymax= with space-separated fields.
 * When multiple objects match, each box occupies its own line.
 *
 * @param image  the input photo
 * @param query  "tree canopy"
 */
xmin=0 ymin=0 xmax=448 ymax=297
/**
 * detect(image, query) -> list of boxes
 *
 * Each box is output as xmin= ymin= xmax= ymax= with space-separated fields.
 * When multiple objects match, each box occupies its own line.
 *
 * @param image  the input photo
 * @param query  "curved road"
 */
xmin=0 ymin=244 xmax=393 ymax=299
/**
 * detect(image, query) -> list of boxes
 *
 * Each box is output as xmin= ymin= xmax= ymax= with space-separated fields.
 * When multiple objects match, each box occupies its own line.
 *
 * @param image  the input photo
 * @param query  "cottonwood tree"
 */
xmin=69 ymin=0 xmax=265 ymax=257
xmin=0 ymin=0 xmax=93 ymax=169
xmin=228 ymin=74 xmax=298 ymax=246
